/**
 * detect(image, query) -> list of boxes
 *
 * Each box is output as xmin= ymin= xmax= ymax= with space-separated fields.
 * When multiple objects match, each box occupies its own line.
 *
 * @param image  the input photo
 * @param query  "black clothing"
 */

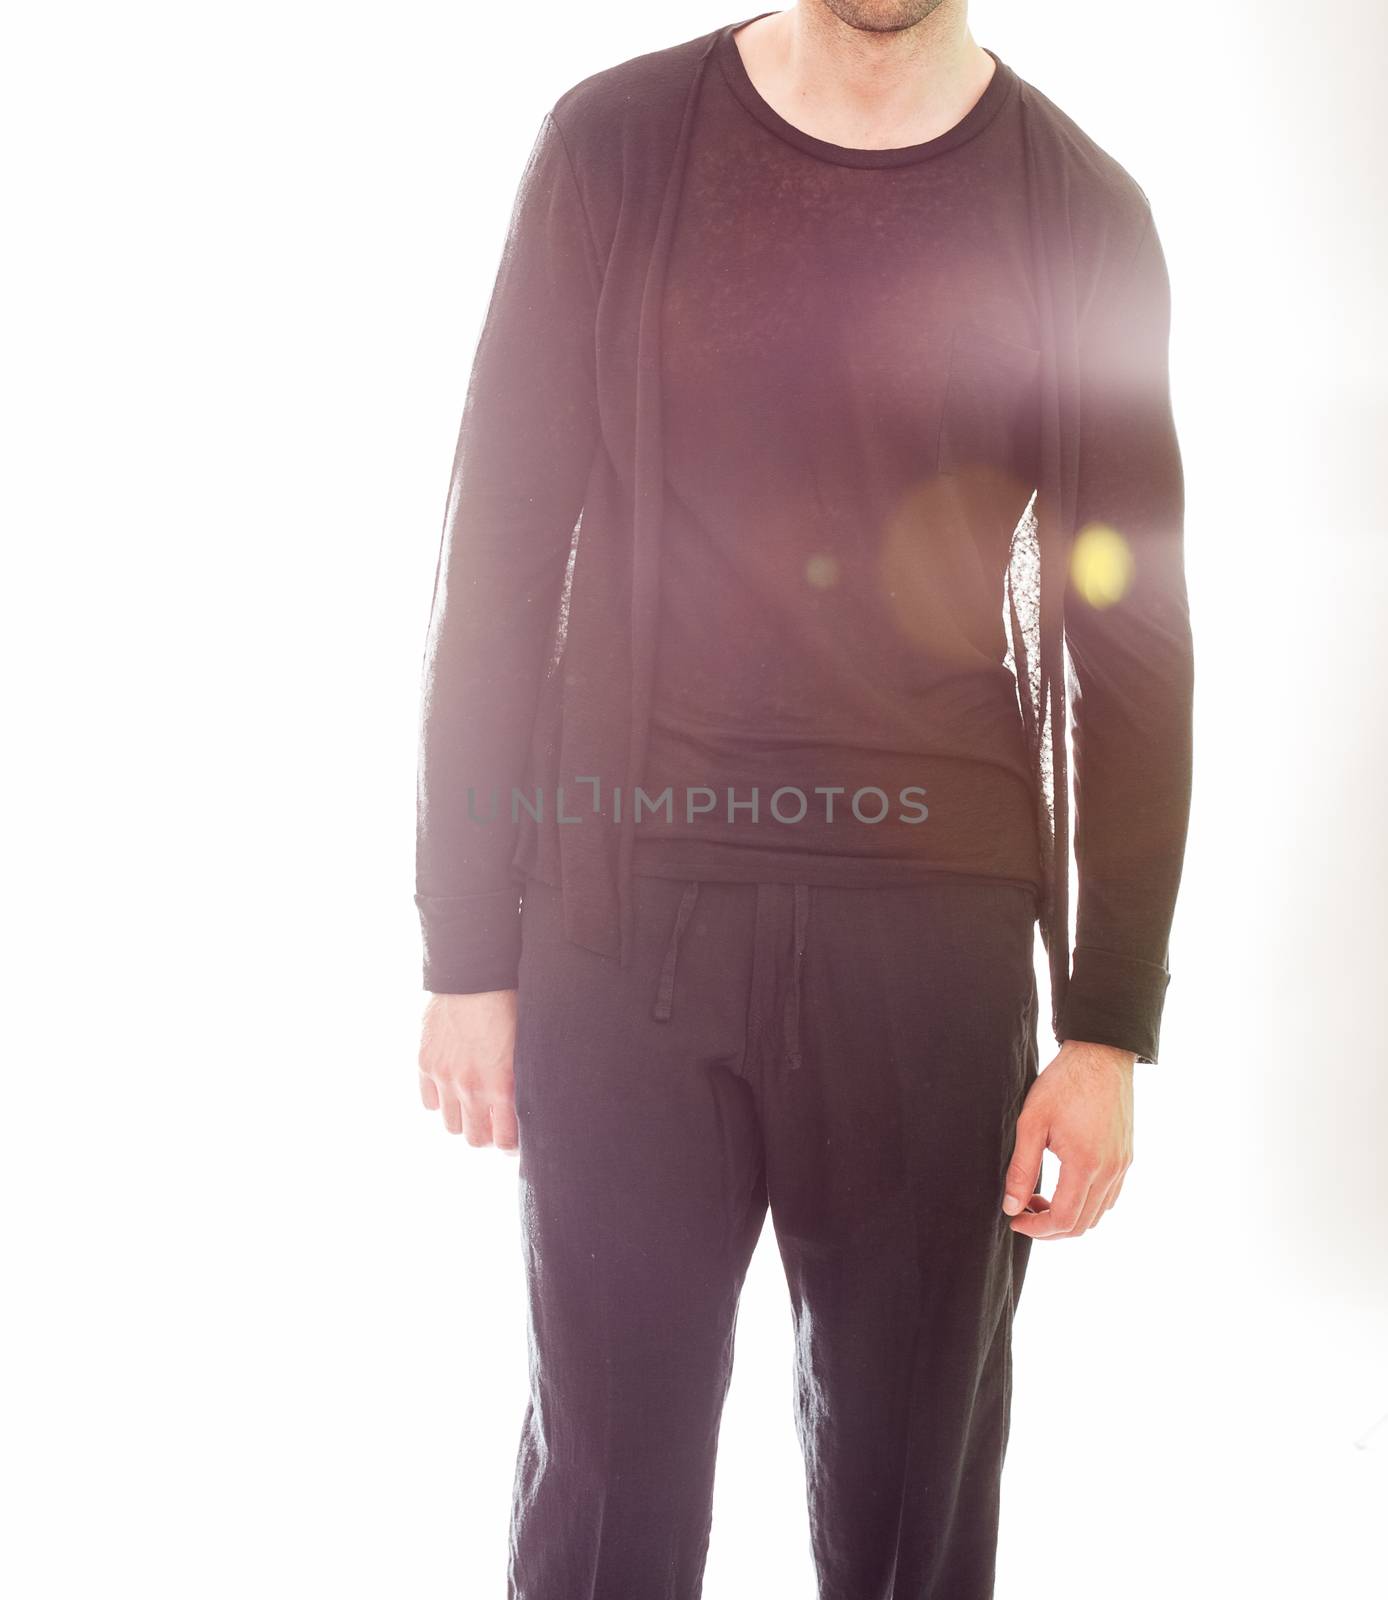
xmin=509 ymin=873 xmax=1042 ymax=1598
xmin=414 ymin=10 xmax=1193 ymax=1061
xmin=634 ymin=24 xmax=1043 ymax=893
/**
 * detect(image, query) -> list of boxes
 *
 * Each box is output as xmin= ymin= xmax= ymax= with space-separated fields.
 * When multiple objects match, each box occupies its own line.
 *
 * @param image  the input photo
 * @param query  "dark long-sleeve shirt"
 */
xmin=630 ymin=28 xmax=1043 ymax=893
xmin=415 ymin=12 xmax=1194 ymax=1062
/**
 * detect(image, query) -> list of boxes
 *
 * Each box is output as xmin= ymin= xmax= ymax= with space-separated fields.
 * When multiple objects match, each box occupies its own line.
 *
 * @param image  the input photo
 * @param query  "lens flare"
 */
xmin=1070 ymin=522 xmax=1133 ymax=608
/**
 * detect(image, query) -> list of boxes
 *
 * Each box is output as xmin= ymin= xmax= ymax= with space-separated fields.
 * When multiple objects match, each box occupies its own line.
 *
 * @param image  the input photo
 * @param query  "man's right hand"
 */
xmin=418 ymin=990 xmax=519 ymax=1151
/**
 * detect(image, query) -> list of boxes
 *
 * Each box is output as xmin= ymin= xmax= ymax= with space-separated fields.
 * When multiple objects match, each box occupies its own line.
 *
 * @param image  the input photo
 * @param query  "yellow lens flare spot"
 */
xmin=805 ymin=554 xmax=840 ymax=589
xmin=1070 ymin=523 xmax=1133 ymax=608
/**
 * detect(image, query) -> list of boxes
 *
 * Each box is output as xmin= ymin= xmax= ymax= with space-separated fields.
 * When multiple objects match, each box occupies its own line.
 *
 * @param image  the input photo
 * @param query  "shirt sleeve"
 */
xmin=415 ymin=110 xmax=602 ymax=994
xmin=1058 ymin=206 xmax=1195 ymax=1063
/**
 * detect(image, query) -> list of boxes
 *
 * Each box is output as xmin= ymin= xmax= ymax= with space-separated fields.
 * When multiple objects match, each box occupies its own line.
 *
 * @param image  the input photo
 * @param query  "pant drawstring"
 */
xmin=782 ymin=883 xmax=811 ymax=1071
xmin=653 ymin=881 xmax=700 ymax=1022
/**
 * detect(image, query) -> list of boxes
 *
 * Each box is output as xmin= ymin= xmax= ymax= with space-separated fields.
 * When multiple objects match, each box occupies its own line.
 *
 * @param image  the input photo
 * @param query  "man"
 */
xmin=416 ymin=3 xmax=1193 ymax=1596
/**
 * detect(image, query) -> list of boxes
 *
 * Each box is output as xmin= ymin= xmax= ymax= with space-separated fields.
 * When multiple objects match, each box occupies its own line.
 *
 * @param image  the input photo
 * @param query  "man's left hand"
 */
xmin=1000 ymin=1039 xmax=1136 ymax=1238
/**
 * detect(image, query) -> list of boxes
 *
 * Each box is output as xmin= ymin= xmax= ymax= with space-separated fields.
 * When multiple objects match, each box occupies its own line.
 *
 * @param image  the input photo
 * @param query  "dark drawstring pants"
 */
xmin=509 ymin=873 xmax=1042 ymax=1600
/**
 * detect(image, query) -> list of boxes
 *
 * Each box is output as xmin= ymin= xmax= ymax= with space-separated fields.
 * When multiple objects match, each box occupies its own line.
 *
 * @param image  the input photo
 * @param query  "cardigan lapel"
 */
xmin=555 ymin=31 xmax=722 ymax=965
xmin=616 ymin=31 xmax=723 ymax=968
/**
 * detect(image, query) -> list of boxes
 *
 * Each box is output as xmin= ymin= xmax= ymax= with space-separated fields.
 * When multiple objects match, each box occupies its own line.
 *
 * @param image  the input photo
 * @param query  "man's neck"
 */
xmin=731 ymin=2 xmax=994 ymax=152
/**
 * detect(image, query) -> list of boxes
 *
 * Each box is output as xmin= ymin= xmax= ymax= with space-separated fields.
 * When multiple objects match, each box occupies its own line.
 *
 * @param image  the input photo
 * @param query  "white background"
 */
xmin=4 ymin=2 xmax=1385 ymax=1595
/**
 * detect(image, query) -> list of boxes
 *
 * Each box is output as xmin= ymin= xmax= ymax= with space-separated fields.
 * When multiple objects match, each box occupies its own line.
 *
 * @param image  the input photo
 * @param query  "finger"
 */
xmin=1002 ymin=1115 xmax=1048 ymax=1217
xmin=491 ymin=1098 xmax=519 ymax=1153
xmin=1013 ymin=1170 xmax=1050 ymax=1217
xmin=461 ymin=1092 xmax=493 ymax=1147
xmin=1090 ymin=1159 xmax=1131 ymax=1223
xmin=1012 ymin=1162 xmax=1091 ymax=1238
xmin=419 ymin=1073 xmax=440 ymax=1112
xmin=440 ymin=1087 xmax=465 ymax=1136
xmin=1026 ymin=1157 xmax=1047 ymax=1211
xmin=1073 ymin=1171 xmax=1119 ymax=1236
xmin=1102 ymin=1166 xmax=1129 ymax=1215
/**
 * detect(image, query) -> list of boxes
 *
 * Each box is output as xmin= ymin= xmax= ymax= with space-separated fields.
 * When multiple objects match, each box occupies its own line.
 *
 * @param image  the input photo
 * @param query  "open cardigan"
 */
xmin=416 ymin=14 xmax=1194 ymax=1063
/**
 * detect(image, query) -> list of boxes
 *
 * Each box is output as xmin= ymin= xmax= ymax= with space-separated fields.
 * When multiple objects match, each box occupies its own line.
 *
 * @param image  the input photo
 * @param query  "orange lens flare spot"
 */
xmin=805 ymin=554 xmax=840 ymax=589
xmin=1070 ymin=523 xmax=1133 ymax=608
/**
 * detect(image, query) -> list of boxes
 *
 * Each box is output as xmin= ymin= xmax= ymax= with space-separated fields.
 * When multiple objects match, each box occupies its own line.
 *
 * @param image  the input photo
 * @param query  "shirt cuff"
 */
xmin=416 ymin=889 xmax=522 ymax=994
xmin=1058 ymin=945 xmax=1172 ymax=1064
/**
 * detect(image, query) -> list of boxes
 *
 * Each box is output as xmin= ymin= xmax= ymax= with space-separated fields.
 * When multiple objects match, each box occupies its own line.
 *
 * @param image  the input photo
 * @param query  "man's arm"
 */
xmin=1002 ymin=203 xmax=1192 ymax=1235
xmin=1059 ymin=203 xmax=1194 ymax=1065
xmin=415 ymin=108 xmax=602 ymax=996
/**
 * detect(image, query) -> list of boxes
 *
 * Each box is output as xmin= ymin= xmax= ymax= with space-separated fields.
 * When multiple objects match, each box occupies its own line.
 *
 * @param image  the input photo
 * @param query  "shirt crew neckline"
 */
xmin=715 ymin=13 xmax=1017 ymax=168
